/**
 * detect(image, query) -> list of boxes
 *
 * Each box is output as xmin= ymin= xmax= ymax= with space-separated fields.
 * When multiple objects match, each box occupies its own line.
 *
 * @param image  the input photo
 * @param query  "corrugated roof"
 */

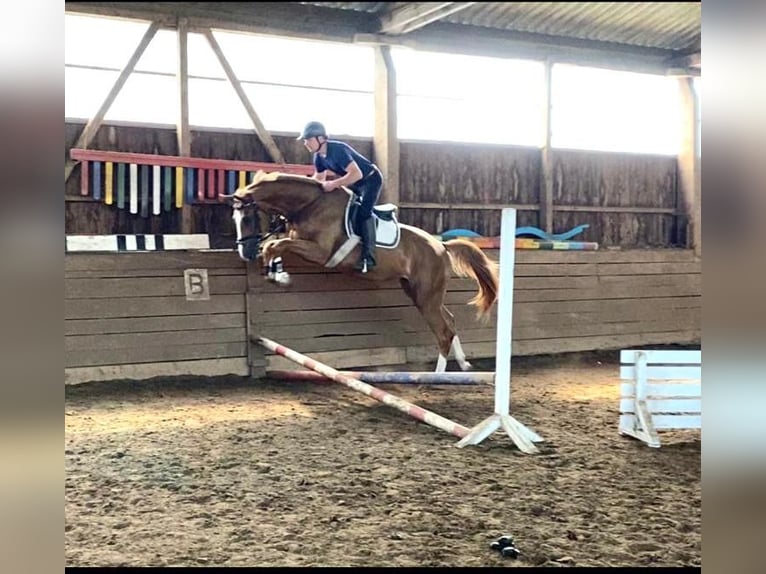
xmin=301 ymin=2 xmax=700 ymax=52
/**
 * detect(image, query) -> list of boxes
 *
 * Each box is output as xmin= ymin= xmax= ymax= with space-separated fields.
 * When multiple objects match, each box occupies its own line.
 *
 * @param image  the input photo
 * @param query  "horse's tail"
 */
xmin=443 ymin=239 xmax=499 ymax=320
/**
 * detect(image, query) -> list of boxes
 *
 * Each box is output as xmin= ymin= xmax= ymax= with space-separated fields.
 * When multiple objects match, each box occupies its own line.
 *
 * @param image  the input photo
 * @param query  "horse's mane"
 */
xmin=234 ymin=170 xmax=321 ymax=198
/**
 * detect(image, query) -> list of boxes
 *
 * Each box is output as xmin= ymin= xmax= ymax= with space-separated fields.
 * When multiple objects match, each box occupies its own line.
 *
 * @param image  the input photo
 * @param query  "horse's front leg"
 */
xmin=261 ymin=238 xmax=332 ymax=285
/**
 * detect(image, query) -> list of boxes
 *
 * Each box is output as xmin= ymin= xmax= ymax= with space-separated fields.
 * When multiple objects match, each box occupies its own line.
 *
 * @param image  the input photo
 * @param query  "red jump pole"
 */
xmin=257 ymin=336 xmax=470 ymax=439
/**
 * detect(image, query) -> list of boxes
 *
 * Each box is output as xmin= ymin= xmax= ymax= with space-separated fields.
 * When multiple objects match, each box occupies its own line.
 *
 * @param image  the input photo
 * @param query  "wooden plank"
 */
xmin=261 ymin=320 xmax=406 ymax=341
xmin=509 ymin=331 xmax=701 ymax=356
xmin=65 ymin=357 xmax=249 ymax=385
xmin=514 ymin=250 xmax=698 ymax=264
xmin=258 ymin=274 xmax=701 ymax=308
xmin=620 ymin=365 xmax=701 ymax=380
xmin=398 ymin=202 xmax=540 ymax=211
xmin=405 ymin=306 xmax=700 ymax=333
xmin=620 ymin=349 xmax=702 ymax=364
xmin=513 ymin=296 xmax=701 ymax=315
xmin=511 ymin=316 xmax=701 ymax=342
xmin=66 ymin=327 xmax=245 ymax=352
xmin=66 ymin=341 xmax=247 ymax=368
xmin=258 ymin=332 xmax=410 ymax=355
xmin=265 ymin=347 xmax=406 ymax=371
xmin=554 ymin=205 xmax=677 ymax=214
xmin=65 ymin=294 xmax=245 ymax=320
xmin=620 ymin=398 xmax=701 ymax=414
xmin=66 ymin=267 xmax=245 ymax=279
xmin=258 ymin=289 xmax=414 ymax=312
xmin=403 ymin=330 xmax=701 ymax=364
xmin=258 ymin=273 xmax=403 ymax=293
xmin=257 ymin=306 xmax=415 ymax=327
xmin=66 ymin=313 xmax=245 ymax=336
xmin=619 ymin=414 xmax=702 ymax=430
xmin=511 ymin=306 xmax=701 ymax=328
xmin=597 ymin=274 xmax=701 ymax=289
xmin=254 ymin=295 xmax=701 ymax=330
xmin=513 ymin=263 xmax=599 ymax=277
xmin=461 ymin=283 xmax=700 ymax=305
xmin=620 ymin=382 xmax=702 ymax=398
xmin=65 ymin=251 xmax=244 ymax=272
xmin=595 ymin=262 xmax=701 ymax=276
xmin=66 ymin=275 xmax=246 ymax=299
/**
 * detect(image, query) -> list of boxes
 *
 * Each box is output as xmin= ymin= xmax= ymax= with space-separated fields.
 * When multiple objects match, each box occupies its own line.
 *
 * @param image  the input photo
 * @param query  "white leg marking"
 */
xmin=451 ymin=336 xmax=473 ymax=371
xmin=436 ymin=354 xmax=447 ymax=373
xmin=232 ymin=209 xmax=246 ymax=261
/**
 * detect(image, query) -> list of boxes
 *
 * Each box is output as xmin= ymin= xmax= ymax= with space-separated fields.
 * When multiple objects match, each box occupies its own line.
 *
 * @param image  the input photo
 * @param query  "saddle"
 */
xmin=344 ymin=196 xmax=400 ymax=249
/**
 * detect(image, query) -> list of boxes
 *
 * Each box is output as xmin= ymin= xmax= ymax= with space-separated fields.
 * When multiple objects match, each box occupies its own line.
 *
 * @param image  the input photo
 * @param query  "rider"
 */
xmin=297 ymin=121 xmax=382 ymax=273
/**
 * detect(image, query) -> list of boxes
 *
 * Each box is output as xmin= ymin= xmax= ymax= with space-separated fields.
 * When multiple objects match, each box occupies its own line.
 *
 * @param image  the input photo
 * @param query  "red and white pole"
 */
xmin=257 ymin=336 xmax=470 ymax=439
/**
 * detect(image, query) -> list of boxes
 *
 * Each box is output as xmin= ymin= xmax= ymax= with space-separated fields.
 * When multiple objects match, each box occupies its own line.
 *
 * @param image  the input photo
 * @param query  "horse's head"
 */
xmin=223 ymin=170 xmax=323 ymax=262
xmin=228 ymin=194 xmax=261 ymax=262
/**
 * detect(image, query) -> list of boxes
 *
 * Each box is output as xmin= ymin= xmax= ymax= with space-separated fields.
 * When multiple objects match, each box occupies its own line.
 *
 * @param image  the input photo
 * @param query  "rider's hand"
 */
xmin=322 ymin=180 xmax=338 ymax=192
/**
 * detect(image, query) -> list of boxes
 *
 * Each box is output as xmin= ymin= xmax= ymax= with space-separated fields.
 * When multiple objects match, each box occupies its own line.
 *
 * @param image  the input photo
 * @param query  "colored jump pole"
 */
xmin=257 ymin=336 xmax=470 ymax=439
xmin=266 ymin=370 xmax=494 ymax=385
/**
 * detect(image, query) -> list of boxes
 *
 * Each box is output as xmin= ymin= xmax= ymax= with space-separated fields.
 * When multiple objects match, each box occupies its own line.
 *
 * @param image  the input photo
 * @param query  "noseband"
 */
xmin=233 ymin=198 xmax=286 ymax=246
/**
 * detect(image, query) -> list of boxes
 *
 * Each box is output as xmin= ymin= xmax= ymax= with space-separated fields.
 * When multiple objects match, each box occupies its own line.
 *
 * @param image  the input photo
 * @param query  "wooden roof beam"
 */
xmin=65 ymin=20 xmax=160 ymax=182
xmin=202 ymin=29 xmax=285 ymax=164
xmin=378 ymin=2 xmax=476 ymax=36
xmin=666 ymin=52 xmax=701 ymax=69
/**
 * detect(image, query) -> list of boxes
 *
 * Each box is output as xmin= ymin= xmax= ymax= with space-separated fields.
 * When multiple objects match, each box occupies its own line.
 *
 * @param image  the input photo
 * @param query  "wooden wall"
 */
xmin=256 ymin=248 xmax=701 ymax=372
xmin=65 ymin=121 xmax=684 ymax=248
xmin=64 ymin=247 xmax=700 ymax=384
xmin=65 ymin=250 xmax=250 ymax=384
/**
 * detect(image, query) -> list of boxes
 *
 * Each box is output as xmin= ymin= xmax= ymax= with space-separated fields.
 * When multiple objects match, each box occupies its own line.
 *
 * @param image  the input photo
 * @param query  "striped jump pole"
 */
xmin=257 ymin=336 xmax=470 ymax=439
xmin=266 ymin=370 xmax=494 ymax=385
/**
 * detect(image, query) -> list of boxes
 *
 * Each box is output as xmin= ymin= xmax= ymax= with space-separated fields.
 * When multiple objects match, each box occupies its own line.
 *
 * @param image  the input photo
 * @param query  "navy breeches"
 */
xmin=351 ymin=168 xmax=383 ymax=222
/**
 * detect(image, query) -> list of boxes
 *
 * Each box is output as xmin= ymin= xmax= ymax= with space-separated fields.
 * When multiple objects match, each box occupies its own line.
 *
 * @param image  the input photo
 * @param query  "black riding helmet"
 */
xmin=297 ymin=121 xmax=327 ymax=140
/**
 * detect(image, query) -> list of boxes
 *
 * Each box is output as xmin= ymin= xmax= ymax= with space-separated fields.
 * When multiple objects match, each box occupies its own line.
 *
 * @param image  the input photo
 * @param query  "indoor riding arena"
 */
xmin=64 ymin=2 xmax=701 ymax=568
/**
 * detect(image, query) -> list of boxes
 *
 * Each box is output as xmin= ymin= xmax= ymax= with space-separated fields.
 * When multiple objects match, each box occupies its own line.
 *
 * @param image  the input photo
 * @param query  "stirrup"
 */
xmin=355 ymin=256 xmax=375 ymax=273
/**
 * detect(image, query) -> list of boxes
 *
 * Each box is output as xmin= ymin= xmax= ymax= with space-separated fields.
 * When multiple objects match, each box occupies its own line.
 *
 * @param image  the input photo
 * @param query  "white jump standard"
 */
xmin=455 ymin=208 xmax=544 ymax=454
xmin=619 ymin=349 xmax=702 ymax=448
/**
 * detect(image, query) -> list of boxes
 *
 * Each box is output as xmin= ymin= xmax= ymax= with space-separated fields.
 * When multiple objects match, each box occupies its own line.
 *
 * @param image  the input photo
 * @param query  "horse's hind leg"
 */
xmin=401 ymin=279 xmax=457 ymax=372
xmin=442 ymin=305 xmax=472 ymax=371
xmin=425 ymin=303 xmax=457 ymax=373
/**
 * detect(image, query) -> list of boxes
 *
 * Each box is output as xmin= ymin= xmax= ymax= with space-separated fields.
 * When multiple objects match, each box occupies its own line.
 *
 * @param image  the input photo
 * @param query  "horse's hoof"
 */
xmin=460 ymin=361 xmax=473 ymax=372
xmin=274 ymin=272 xmax=291 ymax=286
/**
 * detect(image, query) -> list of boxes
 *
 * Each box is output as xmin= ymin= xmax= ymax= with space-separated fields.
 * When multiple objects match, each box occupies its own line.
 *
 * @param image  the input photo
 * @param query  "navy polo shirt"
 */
xmin=313 ymin=140 xmax=376 ymax=189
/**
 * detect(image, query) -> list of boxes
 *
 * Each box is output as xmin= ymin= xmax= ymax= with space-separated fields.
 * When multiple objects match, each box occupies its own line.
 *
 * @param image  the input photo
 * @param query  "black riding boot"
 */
xmin=354 ymin=216 xmax=377 ymax=273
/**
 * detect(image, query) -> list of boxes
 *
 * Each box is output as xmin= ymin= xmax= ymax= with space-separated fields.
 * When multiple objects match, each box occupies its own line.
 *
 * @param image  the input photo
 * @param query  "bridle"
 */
xmin=233 ymin=197 xmax=286 ymax=247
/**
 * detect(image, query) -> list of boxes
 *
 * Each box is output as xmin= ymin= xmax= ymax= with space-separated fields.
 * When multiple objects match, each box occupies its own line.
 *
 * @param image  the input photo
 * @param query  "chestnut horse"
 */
xmin=225 ymin=170 xmax=499 ymax=372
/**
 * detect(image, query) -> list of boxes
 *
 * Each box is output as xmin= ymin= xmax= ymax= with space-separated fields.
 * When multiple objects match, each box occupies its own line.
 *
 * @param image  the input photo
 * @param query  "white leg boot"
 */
xmin=435 ymin=354 xmax=447 ymax=373
xmin=451 ymin=336 xmax=472 ymax=371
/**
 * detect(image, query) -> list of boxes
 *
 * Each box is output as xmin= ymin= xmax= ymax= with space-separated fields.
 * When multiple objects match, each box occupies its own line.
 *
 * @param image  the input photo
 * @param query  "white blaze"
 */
xmin=232 ymin=208 xmax=245 ymax=260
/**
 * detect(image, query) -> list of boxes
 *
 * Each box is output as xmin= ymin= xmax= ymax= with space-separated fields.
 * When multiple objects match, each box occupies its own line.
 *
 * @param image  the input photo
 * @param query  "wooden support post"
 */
xmin=373 ymin=45 xmax=399 ymax=205
xmin=539 ymin=59 xmax=554 ymax=235
xmin=65 ymin=21 xmax=160 ymax=182
xmin=176 ymin=18 xmax=193 ymax=234
xmin=677 ymin=77 xmax=701 ymax=256
xmin=246 ymin=262 xmax=266 ymax=379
